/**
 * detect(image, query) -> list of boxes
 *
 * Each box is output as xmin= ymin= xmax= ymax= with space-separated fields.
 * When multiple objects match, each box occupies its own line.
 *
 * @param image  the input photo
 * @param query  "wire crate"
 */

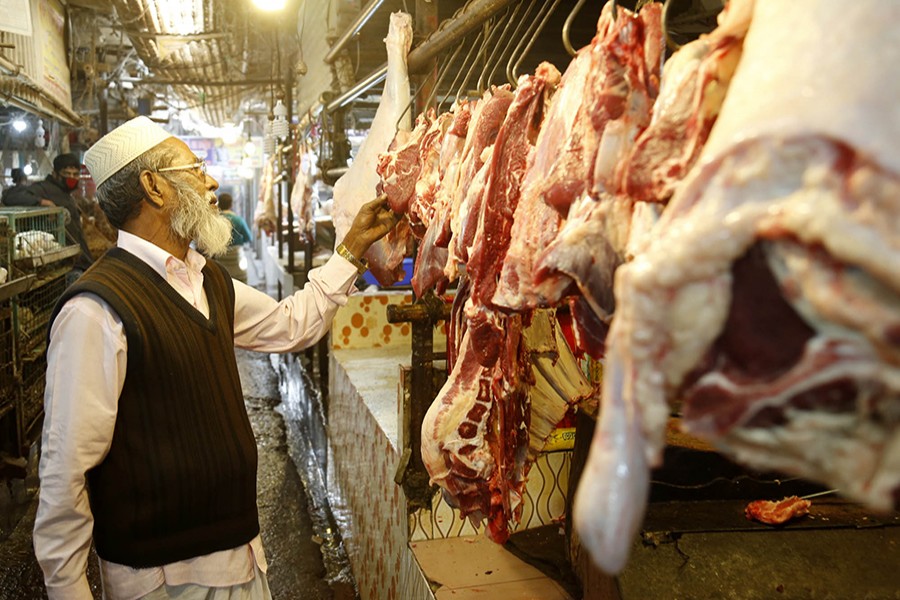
xmin=19 ymin=349 xmax=47 ymax=444
xmin=0 ymin=297 xmax=15 ymax=406
xmin=14 ymin=273 xmax=68 ymax=362
xmin=0 ymin=206 xmax=78 ymax=273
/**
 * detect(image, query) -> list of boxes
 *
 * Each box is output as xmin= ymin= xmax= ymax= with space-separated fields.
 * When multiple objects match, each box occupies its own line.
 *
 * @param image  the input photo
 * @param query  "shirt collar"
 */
xmin=117 ymin=230 xmax=208 ymax=279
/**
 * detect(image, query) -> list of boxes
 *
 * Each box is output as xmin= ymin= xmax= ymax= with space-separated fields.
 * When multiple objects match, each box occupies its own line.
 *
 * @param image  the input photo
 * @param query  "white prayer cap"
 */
xmin=84 ymin=116 xmax=175 ymax=188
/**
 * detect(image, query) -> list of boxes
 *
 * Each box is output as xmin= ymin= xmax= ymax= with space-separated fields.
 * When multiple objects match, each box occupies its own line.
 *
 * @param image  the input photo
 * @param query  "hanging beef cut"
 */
xmin=574 ymin=0 xmax=900 ymax=575
xmin=333 ymin=12 xmax=413 ymax=285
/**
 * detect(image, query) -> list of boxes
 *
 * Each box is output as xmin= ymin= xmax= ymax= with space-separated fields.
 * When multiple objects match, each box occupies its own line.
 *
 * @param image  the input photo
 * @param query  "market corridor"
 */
xmin=0 ymin=348 xmax=348 ymax=600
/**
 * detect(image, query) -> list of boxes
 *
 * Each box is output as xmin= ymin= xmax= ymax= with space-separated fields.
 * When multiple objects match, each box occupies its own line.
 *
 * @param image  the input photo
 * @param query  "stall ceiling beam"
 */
xmin=324 ymin=0 xmax=387 ymax=64
xmin=407 ymin=0 xmax=517 ymax=74
xmin=125 ymin=78 xmax=284 ymax=86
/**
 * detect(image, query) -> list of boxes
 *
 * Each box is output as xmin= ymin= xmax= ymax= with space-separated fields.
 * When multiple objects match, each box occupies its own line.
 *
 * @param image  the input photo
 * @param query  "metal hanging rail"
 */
xmin=324 ymin=0 xmax=517 ymax=114
xmin=324 ymin=62 xmax=387 ymax=112
xmin=324 ymin=0 xmax=387 ymax=64
xmin=407 ymin=0 xmax=519 ymax=74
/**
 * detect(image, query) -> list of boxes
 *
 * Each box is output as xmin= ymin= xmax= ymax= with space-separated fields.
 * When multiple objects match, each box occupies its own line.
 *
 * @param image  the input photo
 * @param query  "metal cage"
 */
xmin=0 ymin=206 xmax=74 ymax=274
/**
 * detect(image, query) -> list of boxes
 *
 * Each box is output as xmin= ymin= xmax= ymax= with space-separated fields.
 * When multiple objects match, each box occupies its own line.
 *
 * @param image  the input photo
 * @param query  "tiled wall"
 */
xmin=409 ymin=452 xmax=572 ymax=541
xmin=327 ymin=350 xmax=434 ymax=600
xmin=331 ymin=292 xmax=449 ymax=350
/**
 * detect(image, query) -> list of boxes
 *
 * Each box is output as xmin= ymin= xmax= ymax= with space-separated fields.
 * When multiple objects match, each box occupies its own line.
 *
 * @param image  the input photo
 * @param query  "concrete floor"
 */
xmin=0 ymin=347 xmax=351 ymax=600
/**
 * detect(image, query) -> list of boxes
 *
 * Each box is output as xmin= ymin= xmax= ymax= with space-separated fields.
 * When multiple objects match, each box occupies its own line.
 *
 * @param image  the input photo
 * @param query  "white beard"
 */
xmin=168 ymin=179 xmax=233 ymax=257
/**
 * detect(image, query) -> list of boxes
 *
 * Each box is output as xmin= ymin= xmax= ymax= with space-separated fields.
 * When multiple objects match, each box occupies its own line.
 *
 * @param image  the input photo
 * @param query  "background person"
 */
xmin=33 ymin=116 xmax=398 ymax=600
xmin=217 ymin=191 xmax=253 ymax=282
xmin=26 ymin=153 xmax=94 ymax=275
xmin=1 ymin=167 xmax=53 ymax=207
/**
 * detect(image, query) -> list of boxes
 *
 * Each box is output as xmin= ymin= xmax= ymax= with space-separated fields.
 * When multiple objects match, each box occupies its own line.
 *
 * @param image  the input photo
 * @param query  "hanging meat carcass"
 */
xmin=411 ymin=102 xmax=473 ymax=297
xmin=333 ymin=12 xmax=413 ymax=285
xmin=575 ymin=0 xmax=900 ymax=575
xmin=464 ymin=63 xmax=560 ymax=367
xmin=492 ymin=32 xmax=594 ymax=313
xmin=616 ymin=1 xmax=750 ymax=205
xmin=421 ymin=65 xmax=573 ymax=543
xmin=421 ymin=310 xmax=593 ymax=543
xmin=378 ymin=112 xmax=433 ymax=216
xmin=530 ymin=2 xmax=664 ymax=358
xmin=289 ymin=136 xmax=316 ymax=242
xmin=253 ymin=156 xmax=277 ymax=235
xmin=446 ymin=86 xmax=515 ymax=279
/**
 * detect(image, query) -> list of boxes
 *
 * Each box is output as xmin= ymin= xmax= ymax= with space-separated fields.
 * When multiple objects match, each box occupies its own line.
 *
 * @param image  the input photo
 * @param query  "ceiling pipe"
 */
xmin=323 ymin=0 xmax=515 ymax=113
xmin=324 ymin=0 xmax=386 ymax=64
xmin=407 ymin=0 xmax=517 ymax=74
xmin=323 ymin=62 xmax=387 ymax=113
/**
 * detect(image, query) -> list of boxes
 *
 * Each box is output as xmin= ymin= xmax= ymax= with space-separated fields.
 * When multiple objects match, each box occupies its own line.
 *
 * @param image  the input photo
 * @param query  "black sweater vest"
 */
xmin=50 ymin=248 xmax=259 ymax=567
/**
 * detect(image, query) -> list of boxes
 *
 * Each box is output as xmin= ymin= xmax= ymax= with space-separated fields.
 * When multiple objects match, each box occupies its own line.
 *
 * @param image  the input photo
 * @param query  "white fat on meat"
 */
xmin=333 ymin=12 xmax=412 ymax=285
xmin=492 ymin=47 xmax=592 ymax=311
xmin=574 ymin=0 xmax=900 ymax=575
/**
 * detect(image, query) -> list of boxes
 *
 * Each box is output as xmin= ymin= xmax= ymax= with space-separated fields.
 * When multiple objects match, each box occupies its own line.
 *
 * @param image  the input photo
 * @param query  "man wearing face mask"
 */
xmin=27 ymin=153 xmax=94 ymax=274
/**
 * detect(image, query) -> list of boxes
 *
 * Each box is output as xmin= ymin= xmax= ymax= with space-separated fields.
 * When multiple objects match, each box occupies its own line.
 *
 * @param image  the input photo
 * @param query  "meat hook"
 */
xmin=662 ymin=0 xmax=682 ymax=52
xmin=445 ymin=27 xmax=486 ymax=106
xmin=396 ymin=38 xmax=463 ymax=131
xmin=477 ymin=2 xmax=524 ymax=92
xmin=464 ymin=13 xmax=508 ymax=97
xmin=562 ymin=0 xmax=591 ymax=56
xmin=508 ymin=0 xmax=563 ymax=86
xmin=505 ymin=0 xmax=550 ymax=86
xmin=487 ymin=0 xmax=539 ymax=88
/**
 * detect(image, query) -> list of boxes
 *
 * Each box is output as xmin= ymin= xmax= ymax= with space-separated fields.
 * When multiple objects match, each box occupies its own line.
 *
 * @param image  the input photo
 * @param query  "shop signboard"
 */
xmin=0 ymin=0 xmax=33 ymax=36
xmin=34 ymin=0 xmax=72 ymax=112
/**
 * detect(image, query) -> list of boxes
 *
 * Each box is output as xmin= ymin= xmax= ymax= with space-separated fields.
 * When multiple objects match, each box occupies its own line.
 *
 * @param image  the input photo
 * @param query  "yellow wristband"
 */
xmin=336 ymin=242 xmax=368 ymax=275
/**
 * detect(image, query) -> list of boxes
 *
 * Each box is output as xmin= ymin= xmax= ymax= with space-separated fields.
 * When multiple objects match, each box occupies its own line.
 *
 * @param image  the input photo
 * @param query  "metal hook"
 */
xmin=393 ymin=42 xmax=461 ymax=133
xmin=469 ymin=14 xmax=508 ymax=96
xmin=509 ymin=0 xmax=563 ymax=85
xmin=426 ymin=41 xmax=465 ymax=113
xmin=487 ymin=0 xmax=539 ymax=88
xmin=477 ymin=2 xmax=522 ymax=92
xmin=505 ymin=0 xmax=552 ymax=86
xmin=456 ymin=25 xmax=491 ymax=101
xmin=563 ymin=0 xmax=590 ymax=56
xmin=437 ymin=27 xmax=485 ymax=109
xmin=661 ymin=0 xmax=682 ymax=52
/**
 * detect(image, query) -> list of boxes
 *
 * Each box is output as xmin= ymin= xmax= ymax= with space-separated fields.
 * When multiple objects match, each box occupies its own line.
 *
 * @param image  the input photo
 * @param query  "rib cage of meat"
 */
xmin=575 ymin=0 xmax=900 ymax=576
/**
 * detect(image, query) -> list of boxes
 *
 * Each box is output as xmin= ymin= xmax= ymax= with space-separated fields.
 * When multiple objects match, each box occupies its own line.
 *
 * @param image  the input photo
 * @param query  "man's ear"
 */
xmin=139 ymin=170 xmax=166 ymax=209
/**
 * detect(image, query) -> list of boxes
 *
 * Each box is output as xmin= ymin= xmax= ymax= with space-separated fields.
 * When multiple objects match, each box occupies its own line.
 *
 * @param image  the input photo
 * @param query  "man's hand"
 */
xmin=40 ymin=199 xmax=55 ymax=207
xmin=342 ymin=194 xmax=401 ymax=259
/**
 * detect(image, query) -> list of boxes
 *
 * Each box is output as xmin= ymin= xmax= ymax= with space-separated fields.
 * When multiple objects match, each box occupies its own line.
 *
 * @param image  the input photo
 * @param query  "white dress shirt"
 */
xmin=34 ymin=230 xmax=359 ymax=600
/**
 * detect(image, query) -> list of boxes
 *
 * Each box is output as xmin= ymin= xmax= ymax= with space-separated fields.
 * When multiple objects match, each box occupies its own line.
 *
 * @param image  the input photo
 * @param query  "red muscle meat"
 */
xmin=745 ymin=496 xmax=811 ymax=525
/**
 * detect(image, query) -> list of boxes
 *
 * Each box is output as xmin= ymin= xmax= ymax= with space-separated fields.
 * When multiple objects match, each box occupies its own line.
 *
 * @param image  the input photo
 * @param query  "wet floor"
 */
xmin=0 ymin=348 xmax=353 ymax=600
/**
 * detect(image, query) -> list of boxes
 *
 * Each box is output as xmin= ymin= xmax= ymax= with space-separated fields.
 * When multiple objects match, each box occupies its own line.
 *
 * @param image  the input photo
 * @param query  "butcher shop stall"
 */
xmin=260 ymin=0 xmax=900 ymax=598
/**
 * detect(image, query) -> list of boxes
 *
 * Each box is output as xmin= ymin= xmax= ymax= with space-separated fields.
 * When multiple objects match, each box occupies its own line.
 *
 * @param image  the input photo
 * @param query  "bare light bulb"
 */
xmin=251 ymin=0 xmax=286 ymax=11
xmin=34 ymin=119 xmax=46 ymax=149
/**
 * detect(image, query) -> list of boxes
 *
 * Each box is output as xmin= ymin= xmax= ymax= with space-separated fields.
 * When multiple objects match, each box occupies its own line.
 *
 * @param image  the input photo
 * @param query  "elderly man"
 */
xmin=33 ymin=116 xmax=398 ymax=599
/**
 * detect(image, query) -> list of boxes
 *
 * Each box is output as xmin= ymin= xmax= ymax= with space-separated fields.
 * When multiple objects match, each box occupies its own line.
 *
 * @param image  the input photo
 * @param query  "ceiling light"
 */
xmin=251 ymin=0 xmax=287 ymax=11
xmin=12 ymin=119 xmax=27 ymax=132
xmin=34 ymin=119 xmax=46 ymax=149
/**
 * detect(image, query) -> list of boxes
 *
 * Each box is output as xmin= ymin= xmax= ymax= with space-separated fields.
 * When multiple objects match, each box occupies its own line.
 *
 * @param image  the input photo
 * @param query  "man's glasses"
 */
xmin=156 ymin=160 xmax=208 ymax=180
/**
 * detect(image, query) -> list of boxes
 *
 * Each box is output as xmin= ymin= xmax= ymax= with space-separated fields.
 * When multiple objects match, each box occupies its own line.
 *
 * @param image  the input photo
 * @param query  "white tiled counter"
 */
xmin=325 ymin=292 xmax=575 ymax=599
